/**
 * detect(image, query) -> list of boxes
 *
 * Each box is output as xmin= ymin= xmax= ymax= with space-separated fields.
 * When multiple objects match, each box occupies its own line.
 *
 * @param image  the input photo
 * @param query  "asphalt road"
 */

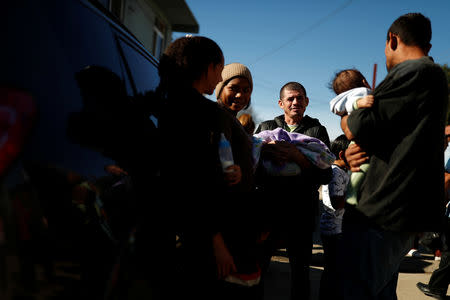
xmin=263 ymin=233 xmax=449 ymax=300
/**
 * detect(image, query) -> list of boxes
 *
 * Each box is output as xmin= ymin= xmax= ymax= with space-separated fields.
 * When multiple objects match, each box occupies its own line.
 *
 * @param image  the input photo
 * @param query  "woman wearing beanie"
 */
xmin=215 ymin=63 xmax=271 ymax=300
xmin=215 ymin=62 xmax=253 ymax=117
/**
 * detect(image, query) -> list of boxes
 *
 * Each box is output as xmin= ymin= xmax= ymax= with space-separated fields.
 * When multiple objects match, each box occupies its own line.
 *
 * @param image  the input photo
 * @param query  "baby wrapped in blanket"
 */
xmin=252 ymin=127 xmax=335 ymax=176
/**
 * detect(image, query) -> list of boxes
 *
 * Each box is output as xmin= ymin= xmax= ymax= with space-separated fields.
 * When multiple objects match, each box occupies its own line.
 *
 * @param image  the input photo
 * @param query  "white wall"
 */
xmin=121 ymin=0 xmax=171 ymax=57
xmin=122 ymin=0 xmax=154 ymax=52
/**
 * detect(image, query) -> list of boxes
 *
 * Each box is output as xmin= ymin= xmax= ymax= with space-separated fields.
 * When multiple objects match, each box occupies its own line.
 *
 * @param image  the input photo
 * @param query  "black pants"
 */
xmin=255 ymin=180 xmax=318 ymax=300
xmin=319 ymin=233 xmax=341 ymax=300
xmin=259 ymin=227 xmax=313 ymax=300
xmin=428 ymin=218 xmax=450 ymax=294
xmin=287 ymin=230 xmax=313 ymax=300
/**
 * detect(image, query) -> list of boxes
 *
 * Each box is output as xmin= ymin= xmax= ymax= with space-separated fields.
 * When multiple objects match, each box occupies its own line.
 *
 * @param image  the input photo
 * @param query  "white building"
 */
xmin=97 ymin=0 xmax=199 ymax=59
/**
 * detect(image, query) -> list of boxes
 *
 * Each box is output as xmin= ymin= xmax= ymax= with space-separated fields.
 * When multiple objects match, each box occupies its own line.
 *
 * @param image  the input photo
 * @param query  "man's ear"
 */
xmin=278 ymin=99 xmax=283 ymax=108
xmin=388 ymin=32 xmax=398 ymax=51
xmin=305 ymin=97 xmax=309 ymax=107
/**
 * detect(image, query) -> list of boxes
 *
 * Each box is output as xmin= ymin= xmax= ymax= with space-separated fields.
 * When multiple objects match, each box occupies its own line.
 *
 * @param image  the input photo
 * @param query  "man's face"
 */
xmin=278 ymin=89 xmax=309 ymax=121
xmin=219 ymin=77 xmax=252 ymax=113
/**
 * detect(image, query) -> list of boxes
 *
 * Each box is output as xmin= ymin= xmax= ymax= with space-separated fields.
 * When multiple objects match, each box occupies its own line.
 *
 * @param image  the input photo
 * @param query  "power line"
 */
xmin=249 ymin=0 xmax=354 ymax=66
xmin=254 ymin=82 xmax=278 ymax=91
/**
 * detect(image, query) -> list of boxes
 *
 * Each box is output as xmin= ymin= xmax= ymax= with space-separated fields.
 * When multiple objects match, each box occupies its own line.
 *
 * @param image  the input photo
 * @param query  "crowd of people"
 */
xmin=162 ymin=12 xmax=450 ymax=300
xmin=28 ymin=11 xmax=444 ymax=300
xmin=161 ymin=12 xmax=450 ymax=300
xmin=138 ymin=11 xmax=449 ymax=300
xmin=3 ymin=8 xmax=448 ymax=300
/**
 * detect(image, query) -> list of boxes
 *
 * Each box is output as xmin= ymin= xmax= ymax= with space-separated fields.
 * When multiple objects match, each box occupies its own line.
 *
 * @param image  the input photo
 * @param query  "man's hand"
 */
xmin=261 ymin=141 xmax=288 ymax=163
xmin=224 ymin=165 xmax=241 ymax=186
xmin=345 ymin=143 xmax=369 ymax=172
xmin=261 ymin=141 xmax=311 ymax=169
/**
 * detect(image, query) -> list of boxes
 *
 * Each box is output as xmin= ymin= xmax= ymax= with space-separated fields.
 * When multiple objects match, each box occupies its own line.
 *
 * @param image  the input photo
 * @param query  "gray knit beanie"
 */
xmin=215 ymin=63 xmax=253 ymax=99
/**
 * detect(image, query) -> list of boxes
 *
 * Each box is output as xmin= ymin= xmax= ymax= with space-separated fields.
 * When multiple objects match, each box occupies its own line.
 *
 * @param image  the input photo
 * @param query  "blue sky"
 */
xmin=173 ymin=0 xmax=450 ymax=140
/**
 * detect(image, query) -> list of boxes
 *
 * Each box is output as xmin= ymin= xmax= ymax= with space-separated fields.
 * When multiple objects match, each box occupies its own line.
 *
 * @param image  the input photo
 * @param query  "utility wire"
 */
xmin=254 ymin=82 xmax=277 ymax=91
xmin=249 ymin=0 xmax=354 ymax=66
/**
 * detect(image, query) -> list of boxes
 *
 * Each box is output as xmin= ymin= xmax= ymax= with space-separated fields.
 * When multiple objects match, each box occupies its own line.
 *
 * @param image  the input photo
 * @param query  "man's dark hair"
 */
xmin=158 ymin=36 xmax=223 ymax=92
xmin=330 ymin=69 xmax=368 ymax=95
xmin=387 ymin=13 xmax=431 ymax=51
xmin=330 ymin=134 xmax=350 ymax=159
xmin=280 ymin=82 xmax=307 ymax=99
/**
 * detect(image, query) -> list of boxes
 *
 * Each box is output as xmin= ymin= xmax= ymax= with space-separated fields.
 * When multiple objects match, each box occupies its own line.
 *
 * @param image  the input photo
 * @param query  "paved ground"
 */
xmin=263 ymin=241 xmax=449 ymax=300
xmin=263 ymin=193 xmax=449 ymax=300
xmin=3 ymin=194 xmax=448 ymax=299
xmin=3 ymin=239 xmax=448 ymax=300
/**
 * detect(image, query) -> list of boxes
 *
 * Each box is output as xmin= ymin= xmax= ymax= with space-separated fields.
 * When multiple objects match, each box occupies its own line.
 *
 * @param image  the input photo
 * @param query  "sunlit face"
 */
xmin=278 ymin=89 xmax=309 ymax=121
xmin=205 ymin=56 xmax=224 ymax=95
xmin=219 ymin=77 xmax=252 ymax=113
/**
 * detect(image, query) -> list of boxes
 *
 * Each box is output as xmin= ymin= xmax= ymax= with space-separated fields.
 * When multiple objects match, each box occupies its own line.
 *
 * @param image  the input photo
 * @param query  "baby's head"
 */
xmin=331 ymin=69 xmax=371 ymax=95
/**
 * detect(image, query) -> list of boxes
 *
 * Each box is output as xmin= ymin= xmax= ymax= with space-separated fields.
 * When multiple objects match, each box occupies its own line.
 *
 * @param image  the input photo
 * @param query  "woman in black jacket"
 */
xmin=157 ymin=36 xmax=263 ymax=300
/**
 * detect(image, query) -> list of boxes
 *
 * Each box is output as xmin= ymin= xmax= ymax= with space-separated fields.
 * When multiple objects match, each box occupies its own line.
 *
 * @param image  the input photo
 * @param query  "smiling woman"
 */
xmin=215 ymin=62 xmax=253 ymax=116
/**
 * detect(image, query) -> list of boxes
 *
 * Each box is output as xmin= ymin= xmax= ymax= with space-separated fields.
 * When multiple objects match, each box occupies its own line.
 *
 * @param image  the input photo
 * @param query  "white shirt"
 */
xmin=444 ymin=144 xmax=450 ymax=172
xmin=329 ymin=87 xmax=371 ymax=116
xmin=320 ymin=165 xmax=350 ymax=235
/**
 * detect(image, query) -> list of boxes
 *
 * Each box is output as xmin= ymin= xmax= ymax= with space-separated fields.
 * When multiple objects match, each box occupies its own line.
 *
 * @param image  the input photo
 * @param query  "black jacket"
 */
xmin=159 ymin=87 xmax=257 ymax=232
xmin=347 ymin=56 xmax=448 ymax=232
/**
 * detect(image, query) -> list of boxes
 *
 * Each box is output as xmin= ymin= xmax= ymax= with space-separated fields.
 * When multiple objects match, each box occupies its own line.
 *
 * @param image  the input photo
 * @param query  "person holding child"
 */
xmin=255 ymin=81 xmax=332 ymax=300
xmin=338 ymin=13 xmax=448 ymax=299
